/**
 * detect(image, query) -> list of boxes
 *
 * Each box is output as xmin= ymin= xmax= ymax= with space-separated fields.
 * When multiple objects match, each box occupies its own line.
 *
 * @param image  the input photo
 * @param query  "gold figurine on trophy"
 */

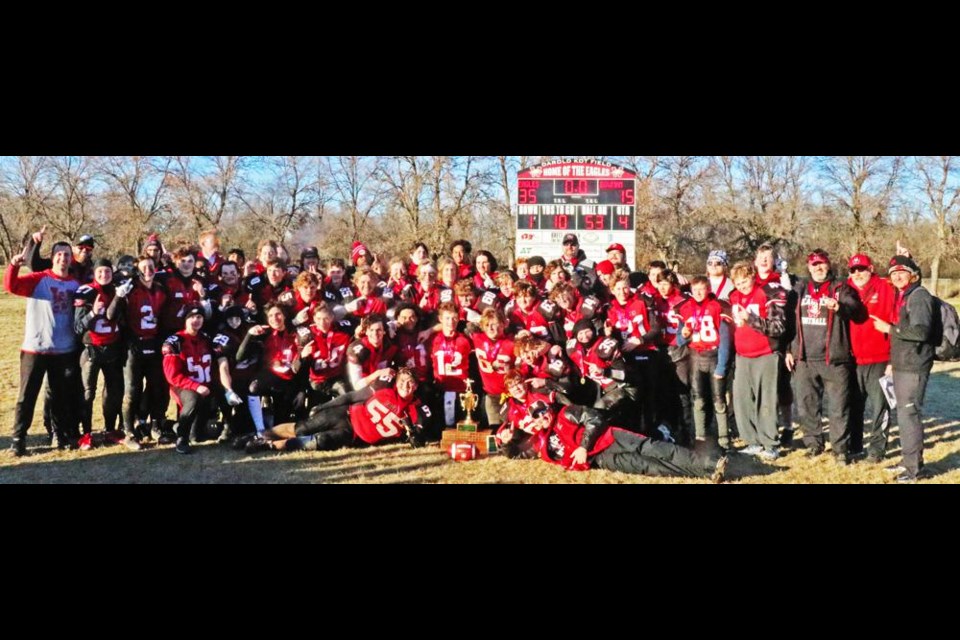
xmin=457 ymin=378 xmax=479 ymax=432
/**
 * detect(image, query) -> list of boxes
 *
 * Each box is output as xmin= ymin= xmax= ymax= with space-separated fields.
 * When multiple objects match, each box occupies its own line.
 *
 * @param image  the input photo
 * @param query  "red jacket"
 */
xmin=848 ymin=274 xmax=895 ymax=365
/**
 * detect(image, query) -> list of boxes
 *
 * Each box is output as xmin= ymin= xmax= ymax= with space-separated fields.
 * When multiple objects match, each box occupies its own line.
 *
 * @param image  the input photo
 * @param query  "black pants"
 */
xmin=123 ymin=343 xmax=167 ymax=436
xmin=249 ymin=370 xmax=298 ymax=425
xmin=661 ymin=353 xmax=693 ymax=444
xmin=174 ymin=387 xmax=212 ymax=443
xmin=217 ymin=383 xmax=253 ymax=437
xmin=690 ymin=350 xmax=731 ymax=447
xmin=850 ymin=362 xmax=891 ymax=458
xmin=13 ymin=351 xmax=80 ymax=448
xmin=893 ymin=367 xmax=931 ymax=479
xmin=305 ymin=378 xmax=349 ymax=412
xmin=42 ymin=350 xmax=83 ymax=438
xmin=625 ymin=350 xmax=660 ymax=436
xmin=80 ymin=344 xmax=125 ymax=434
xmin=594 ymin=383 xmax=640 ymax=433
xmin=794 ymin=360 xmax=853 ymax=455
xmin=592 ymin=428 xmax=720 ymax=478
xmin=294 ymin=404 xmax=356 ymax=450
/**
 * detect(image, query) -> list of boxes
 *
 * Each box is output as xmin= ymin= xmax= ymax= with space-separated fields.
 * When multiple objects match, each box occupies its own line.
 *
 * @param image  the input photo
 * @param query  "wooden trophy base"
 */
xmin=440 ymin=421 xmax=498 ymax=455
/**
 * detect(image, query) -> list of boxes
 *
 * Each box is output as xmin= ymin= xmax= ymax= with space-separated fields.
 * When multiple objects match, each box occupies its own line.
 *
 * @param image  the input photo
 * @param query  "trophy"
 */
xmin=441 ymin=377 xmax=498 ymax=455
xmin=457 ymin=378 xmax=479 ymax=432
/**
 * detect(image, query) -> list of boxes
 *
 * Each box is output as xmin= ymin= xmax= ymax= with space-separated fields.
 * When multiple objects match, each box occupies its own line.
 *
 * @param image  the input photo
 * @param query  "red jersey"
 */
xmin=538 ymin=407 xmax=618 ymax=470
xmin=212 ymin=325 xmax=259 ymax=386
xmin=415 ymin=283 xmax=443 ymax=315
xmin=291 ymin=291 xmax=323 ymax=320
xmin=606 ymin=294 xmax=658 ymax=352
xmin=428 ymin=331 xmax=473 ymax=392
xmin=76 ymin=282 xmax=121 ymax=346
xmin=504 ymin=390 xmax=559 ymax=434
xmin=124 ymin=279 xmax=167 ymax=347
xmin=162 ymin=330 xmax=214 ymax=391
xmin=566 ymin=337 xmax=623 ymax=389
xmin=346 ymin=337 xmax=400 ymax=389
xmin=304 ymin=326 xmax=350 ymax=384
xmin=257 ymin=329 xmax=297 ymax=381
xmin=395 ymin=330 xmax=431 ymax=383
xmin=350 ymin=387 xmax=428 ymax=446
xmin=508 ymin=303 xmax=551 ymax=339
xmin=729 ymin=284 xmax=788 ymax=358
xmin=653 ymin=289 xmax=688 ymax=347
xmin=471 ymin=333 xmax=515 ymax=395
xmin=159 ymin=272 xmax=205 ymax=333
xmin=347 ymin=295 xmax=388 ymax=321
xmin=674 ymin=296 xmax=732 ymax=353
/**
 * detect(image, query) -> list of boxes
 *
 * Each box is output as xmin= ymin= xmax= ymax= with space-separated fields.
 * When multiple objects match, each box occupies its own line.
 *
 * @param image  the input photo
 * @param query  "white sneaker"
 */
xmin=740 ymin=444 xmax=763 ymax=456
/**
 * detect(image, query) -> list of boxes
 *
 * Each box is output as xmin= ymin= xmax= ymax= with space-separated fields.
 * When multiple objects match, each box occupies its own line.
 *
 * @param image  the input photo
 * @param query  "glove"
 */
xmin=225 ymin=389 xmax=243 ymax=406
xmin=657 ymin=424 xmax=675 ymax=443
xmin=115 ymin=280 xmax=134 ymax=298
xmin=403 ymin=418 xmax=426 ymax=448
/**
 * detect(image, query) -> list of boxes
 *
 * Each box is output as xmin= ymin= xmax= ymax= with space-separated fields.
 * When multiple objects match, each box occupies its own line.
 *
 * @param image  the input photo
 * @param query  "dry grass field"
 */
xmin=1 ymin=283 xmax=958 ymax=484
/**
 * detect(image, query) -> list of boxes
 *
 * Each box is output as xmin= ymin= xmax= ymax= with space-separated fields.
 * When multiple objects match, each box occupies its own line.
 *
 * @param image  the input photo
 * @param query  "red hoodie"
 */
xmin=848 ymin=274 xmax=895 ymax=365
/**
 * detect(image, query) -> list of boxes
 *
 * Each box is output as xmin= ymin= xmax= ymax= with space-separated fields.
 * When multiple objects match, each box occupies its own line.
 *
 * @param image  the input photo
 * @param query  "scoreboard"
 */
xmin=516 ymin=161 xmax=637 ymax=264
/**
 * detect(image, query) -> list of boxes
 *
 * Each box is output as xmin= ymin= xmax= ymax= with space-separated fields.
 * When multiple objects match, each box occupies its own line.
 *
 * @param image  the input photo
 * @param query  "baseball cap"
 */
xmin=562 ymin=233 xmax=579 ymax=246
xmin=300 ymin=246 xmax=320 ymax=260
xmin=77 ymin=234 xmax=95 ymax=248
xmin=848 ymin=253 xmax=873 ymax=269
xmin=606 ymin=243 xmax=626 ymax=254
xmin=596 ymin=260 xmax=615 ymax=276
xmin=807 ymin=249 xmax=830 ymax=266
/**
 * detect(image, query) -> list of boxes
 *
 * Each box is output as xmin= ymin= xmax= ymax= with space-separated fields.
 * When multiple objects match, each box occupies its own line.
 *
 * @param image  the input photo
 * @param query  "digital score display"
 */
xmin=516 ymin=161 xmax=638 ymax=263
xmin=517 ymin=179 xmax=635 ymax=208
xmin=521 ymin=207 xmax=635 ymax=230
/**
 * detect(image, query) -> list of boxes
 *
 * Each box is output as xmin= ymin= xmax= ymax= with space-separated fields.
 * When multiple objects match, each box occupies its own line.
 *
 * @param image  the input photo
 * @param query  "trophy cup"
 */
xmin=457 ymin=378 xmax=479 ymax=432
xmin=440 ymin=378 xmax=498 ymax=456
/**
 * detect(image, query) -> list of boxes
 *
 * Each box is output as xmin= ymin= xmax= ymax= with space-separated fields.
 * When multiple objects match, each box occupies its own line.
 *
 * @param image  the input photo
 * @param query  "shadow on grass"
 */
xmin=0 ymin=439 xmax=448 ymax=485
xmin=922 ymin=450 xmax=960 ymax=479
xmin=726 ymin=453 xmax=785 ymax=480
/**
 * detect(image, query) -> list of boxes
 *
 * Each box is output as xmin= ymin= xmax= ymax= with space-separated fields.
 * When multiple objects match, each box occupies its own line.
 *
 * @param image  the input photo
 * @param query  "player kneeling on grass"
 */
xmin=497 ymin=371 xmax=728 ymax=482
xmin=249 ymin=368 xmax=431 ymax=453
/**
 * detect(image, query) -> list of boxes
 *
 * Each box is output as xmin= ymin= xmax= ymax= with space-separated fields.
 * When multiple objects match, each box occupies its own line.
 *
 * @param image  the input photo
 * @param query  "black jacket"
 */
xmin=890 ymin=282 xmax=937 ymax=372
xmin=789 ymin=275 xmax=867 ymax=366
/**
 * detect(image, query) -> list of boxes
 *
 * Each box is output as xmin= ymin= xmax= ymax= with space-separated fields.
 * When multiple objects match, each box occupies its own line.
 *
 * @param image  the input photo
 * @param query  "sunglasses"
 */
xmin=849 ymin=266 xmax=869 ymax=273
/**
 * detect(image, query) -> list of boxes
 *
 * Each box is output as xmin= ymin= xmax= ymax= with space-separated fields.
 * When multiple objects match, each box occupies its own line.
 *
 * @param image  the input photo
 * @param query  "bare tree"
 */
xmin=818 ymin=156 xmax=903 ymax=255
xmin=321 ymin=156 xmax=385 ymax=242
xmin=644 ymin=156 xmax=712 ymax=261
xmin=0 ymin=156 xmax=56 ymax=261
xmin=165 ymin=156 xmax=248 ymax=232
xmin=235 ymin=156 xmax=321 ymax=243
xmin=378 ymin=156 xmax=428 ymax=243
xmin=914 ymin=155 xmax=960 ymax=294
xmin=44 ymin=155 xmax=96 ymax=241
xmin=93 ymin=155 xmax=173 ymax=253
xmin=378 ymin=156 xmax=488 ymax=253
